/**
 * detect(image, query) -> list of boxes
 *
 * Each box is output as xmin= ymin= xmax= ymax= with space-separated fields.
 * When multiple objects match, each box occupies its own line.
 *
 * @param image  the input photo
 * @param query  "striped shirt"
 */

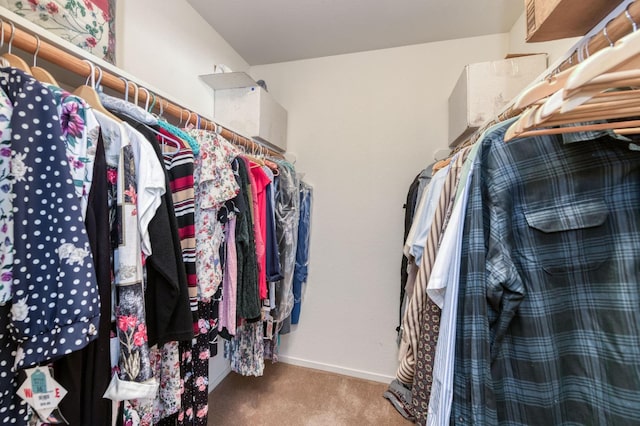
xmin=424 ymin=133 xmax=483 ymax=426
xmin=158 ymin=127 xmax=198 ymax=322
xmin=453 ymin=121 xmax=640 ymax=425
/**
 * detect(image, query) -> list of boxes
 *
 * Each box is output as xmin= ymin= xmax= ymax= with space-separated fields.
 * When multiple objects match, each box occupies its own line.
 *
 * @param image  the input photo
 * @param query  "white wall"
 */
xmin=117 ymin=0 xmax=249 ymax=115
xmin=250 ymin=33 xmax=509 ymax=381
xmin=507 ymin=12 xmax=580 ymax=67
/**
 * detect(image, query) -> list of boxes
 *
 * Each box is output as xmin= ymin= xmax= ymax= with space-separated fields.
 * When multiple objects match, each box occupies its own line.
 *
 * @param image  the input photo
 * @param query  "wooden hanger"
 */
xmin=432 ymin=158 xmax=451 ymax=174
xmin=505 ymin=22 xmax=640 ymax=142
xmin=564 ymin=22 xmax=640 ymax=92
xmin=513 ymin=67 xmax=575 ymax=110
xmin=74 ymin=60 xmax=120 ymax=122
xmin=29 ymin=35 xmax=58 ymax=85
xmin=1 ymin=21 xmax=32 ymax=74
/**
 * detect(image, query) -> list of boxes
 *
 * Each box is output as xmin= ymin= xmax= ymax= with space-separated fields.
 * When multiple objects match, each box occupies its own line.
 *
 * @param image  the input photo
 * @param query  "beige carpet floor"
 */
xmin=208 ymin=362 xmax=412 ymax=426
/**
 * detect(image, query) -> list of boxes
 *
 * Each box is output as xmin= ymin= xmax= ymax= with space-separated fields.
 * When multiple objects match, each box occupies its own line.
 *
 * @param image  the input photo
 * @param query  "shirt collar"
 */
xmin=561 ymin=121 xmax=632 ymax=144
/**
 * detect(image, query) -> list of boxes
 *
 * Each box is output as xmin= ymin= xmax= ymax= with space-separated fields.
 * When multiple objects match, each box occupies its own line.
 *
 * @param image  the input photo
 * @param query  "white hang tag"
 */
xmin=17 ymin=366 xmax=67 ymax=420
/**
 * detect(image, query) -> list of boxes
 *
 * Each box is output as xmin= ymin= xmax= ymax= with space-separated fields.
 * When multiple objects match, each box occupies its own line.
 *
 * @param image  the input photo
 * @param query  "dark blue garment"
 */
xmin=452 ymin=121 xmax=640 ymax=425
xmin=0 ymin=68 xmax=100 ymax=425
xmin=265 ymin=174 xmax=283 ymax=282
xmin=291 ymin=181 xmax=312 ymax=324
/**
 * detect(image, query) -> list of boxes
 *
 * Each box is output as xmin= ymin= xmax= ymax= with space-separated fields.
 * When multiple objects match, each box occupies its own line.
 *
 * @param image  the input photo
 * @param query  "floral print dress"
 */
xmin=191 ymin=130 xmax=240 ymax=300
xmin=93 ymin=111 xmax=158 ymax=417
xmin=47 ymin=85 xmax=100 ymax=219
xmin=0 ymin=88 xmax=13 ymax=306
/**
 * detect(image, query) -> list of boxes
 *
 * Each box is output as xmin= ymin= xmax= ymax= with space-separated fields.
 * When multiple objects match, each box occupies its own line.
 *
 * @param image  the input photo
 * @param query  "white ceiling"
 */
xmin=188 ymin=0 xmax=524 ymax=66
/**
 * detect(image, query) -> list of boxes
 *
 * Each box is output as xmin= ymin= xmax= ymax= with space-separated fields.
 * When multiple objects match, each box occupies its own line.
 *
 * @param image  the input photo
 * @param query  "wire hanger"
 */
xmin=1 ymin=21 xmax=32 ymax=74
xmin=30 ymin=34 xmax=58 ymax=85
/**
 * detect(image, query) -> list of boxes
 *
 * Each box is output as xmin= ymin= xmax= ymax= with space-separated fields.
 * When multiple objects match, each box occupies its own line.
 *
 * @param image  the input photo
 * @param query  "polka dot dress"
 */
xmin=0 ymin=68 xmax=100 ymax=425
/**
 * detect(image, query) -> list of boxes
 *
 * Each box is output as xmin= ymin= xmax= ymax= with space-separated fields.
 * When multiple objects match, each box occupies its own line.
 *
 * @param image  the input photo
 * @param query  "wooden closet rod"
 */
xmin=0 ymin=19 xmax=284 ymax=159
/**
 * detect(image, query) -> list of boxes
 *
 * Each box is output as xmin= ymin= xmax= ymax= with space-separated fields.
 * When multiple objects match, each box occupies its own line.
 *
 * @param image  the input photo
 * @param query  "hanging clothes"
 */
xmin=247 ymin=160 xmax=272 ymax=300
xmin=0 ymin=58 xmax=307 ymax=423
xmin=115 ymin=113 xmax=193 ymax=346
xmin=192 ymin=130 xmax=239 ymax=301
xmin=53 ymin=124 xmax=113 ymax=426
xmin=0 ymin=68 xmax=101 ymax=425
xmin=156 ymin=127 xmax=198 ymax=329
xmin=452 ymin=122 xmax=640 ymax=425
xmin=263 ymin=167 xmax=283 ymax=283
xmin=291 ymin=181 xmax=312 ymax=325
xmin=270 ymin=161 xmax=299 ymax=324
xmin=96 ymin=108 xmax=158 ymax=408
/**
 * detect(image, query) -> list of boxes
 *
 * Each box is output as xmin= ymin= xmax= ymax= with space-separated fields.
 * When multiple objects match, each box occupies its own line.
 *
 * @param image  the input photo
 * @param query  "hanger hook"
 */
xmin=33 ymin=35 xmax=40 ymax=67
xmin=185 ymin=110 xmax=192 ymax=128
xmin=8 ymin=22 xmax=15 ymax=55
xmin=196 ymin=114 xmax=201 ymax=130
xmin=178 ymin=109 xmax=184 ymax=126
xmin=129 ymin=81 xmax=139 ymax=105
xmin=0 ymin=20 xmax=4 ymax=49
xmin=140 ymin=87 xmax=150 ymax=110
xmin=603 ymin=20 xmax=614 ymax=47
xmin=158 ymin=97 xmax=164 ymax=117
xmin=119 ymin=77 xmax=129 ymax=102
xmin=82 ymin=60 xmax=96 ymax=88
xmin=95 ymin=66 xmax=103 ymax=90
xmin=585 ymin=37 xmax=591 ymax=58
xmin=626 ymin=4 xmax=638 ymax=32
xmin=148 ymin=92 xmax=156 ymax=112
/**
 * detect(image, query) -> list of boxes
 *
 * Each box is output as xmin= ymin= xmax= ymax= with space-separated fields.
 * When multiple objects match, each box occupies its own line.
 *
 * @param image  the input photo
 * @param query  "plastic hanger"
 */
xmin=140 ymin=87 xmax=151 ymax=111
xmin=74 ymin=60 xmax=120 ymax=122
xmin=30 ymin=35 xmax=58 ymax=85
xmin=149 ymin=92 xmax=157 ymax=114
xmin=129 ymin=81 xmax=140 ymax=106
xmin=1 ymin=21 xmax=32 ymax=74
xmin=120 ymin=76 xmax=131 ymax=102
xmin=564 ymin=20 xmax=640 ymax=92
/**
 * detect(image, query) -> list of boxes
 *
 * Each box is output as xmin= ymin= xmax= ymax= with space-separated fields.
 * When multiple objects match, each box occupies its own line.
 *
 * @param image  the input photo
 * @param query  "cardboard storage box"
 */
xmin=448 ymin=54 xmax=547 ymax=147
xmin=201 ymin=72 xmax=288 ymax=152
xmin=525 ymin=0 xmax=623 ymax=42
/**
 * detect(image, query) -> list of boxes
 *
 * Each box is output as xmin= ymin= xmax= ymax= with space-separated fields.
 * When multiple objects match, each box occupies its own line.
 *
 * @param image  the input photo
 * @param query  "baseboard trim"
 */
xmin=277 ymin=355 xmax=395 ymax=383
xmin=210 ymin=364 xmax=232 ymax=390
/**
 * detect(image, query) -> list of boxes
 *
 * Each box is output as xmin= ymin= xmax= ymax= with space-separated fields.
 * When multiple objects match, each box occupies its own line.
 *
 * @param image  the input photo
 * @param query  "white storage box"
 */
xmin=200 ymin=72 xmax=288 ymax=152
xmin=448 ymin=54 xmax=547 ymax=147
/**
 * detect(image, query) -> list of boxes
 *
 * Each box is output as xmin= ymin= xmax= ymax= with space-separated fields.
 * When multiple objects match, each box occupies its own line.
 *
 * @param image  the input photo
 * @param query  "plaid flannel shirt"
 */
xmin=452 ymin=121 xmax=640 ymax=425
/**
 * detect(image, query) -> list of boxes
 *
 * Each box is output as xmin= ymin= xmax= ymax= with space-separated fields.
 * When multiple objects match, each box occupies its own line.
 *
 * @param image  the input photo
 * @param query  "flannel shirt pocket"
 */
xmin=524 ymin=198 xmax=611 ymax=274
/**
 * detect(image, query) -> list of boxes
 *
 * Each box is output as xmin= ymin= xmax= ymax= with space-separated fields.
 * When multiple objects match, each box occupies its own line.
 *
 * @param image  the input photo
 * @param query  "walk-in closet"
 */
xmin=0 ymin=1 xmax=638 ymax=425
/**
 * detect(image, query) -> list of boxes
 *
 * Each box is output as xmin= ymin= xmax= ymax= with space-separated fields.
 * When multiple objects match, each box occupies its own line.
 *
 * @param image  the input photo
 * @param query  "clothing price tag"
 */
xmin=264 ymin=315 xmax=274 ymax=340
xmin=17 ymin=366 xmax=67 ymax=420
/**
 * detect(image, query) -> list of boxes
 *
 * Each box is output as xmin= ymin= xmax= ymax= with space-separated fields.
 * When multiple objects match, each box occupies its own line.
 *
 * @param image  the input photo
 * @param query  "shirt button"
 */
xmin=88 ymin=323 xmax=97 ymax=336
xmin=459 ymin=416 xmax=465 ymax=423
